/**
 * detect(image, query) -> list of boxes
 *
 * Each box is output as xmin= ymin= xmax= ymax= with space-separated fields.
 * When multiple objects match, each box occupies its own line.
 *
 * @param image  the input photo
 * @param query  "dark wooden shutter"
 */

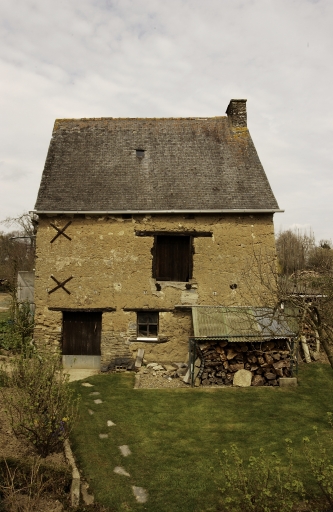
xmin=155 ymin=236 xmax=191 ymax=281
xmin=62 ymin=312 xmax=101 ymax=356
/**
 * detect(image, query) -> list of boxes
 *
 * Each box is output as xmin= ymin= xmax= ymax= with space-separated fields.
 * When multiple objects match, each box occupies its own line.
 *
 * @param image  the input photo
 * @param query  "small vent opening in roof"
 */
xmin=136 ymin=149 xmax=145 ymax=158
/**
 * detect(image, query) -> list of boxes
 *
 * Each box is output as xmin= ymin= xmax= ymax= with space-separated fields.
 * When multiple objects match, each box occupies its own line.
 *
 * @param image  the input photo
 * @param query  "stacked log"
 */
xmin=197 ymin=340 xmax=291 ymax=387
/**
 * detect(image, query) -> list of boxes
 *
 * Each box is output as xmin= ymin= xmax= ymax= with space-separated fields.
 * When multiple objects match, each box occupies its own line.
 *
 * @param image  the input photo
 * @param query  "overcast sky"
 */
xmin=1 ymin=0 xmax=332 ymax=242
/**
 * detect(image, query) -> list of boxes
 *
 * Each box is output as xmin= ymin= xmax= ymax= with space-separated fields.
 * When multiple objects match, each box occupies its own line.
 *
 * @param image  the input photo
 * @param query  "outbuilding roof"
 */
xmin=34 ymin=99 xmax=280 ymax=213
xmin=192 ymin=306 xmax=296 ymax=342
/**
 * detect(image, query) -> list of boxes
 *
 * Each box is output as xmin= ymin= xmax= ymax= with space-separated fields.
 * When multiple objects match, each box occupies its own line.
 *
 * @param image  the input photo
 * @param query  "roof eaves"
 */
xmin=32 ymin=209 xmax=284 ymax=214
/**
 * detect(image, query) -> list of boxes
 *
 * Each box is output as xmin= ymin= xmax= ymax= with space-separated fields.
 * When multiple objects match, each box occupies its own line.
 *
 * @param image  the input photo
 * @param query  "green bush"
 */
xmin=0 ymin=299 xmax=34 ymax=355
xmin=303 ymin=413 xmax=333 ymax=510
xmin=217 ymin=442 xmax=305 ymax=512
xmin=0 ymin=365 xmax=9 ymax=387
xmin=3 ymin=352 xmax=80 ymax=457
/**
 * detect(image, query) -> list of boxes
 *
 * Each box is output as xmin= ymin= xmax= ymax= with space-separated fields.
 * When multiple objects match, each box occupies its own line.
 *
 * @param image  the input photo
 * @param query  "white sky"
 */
xmin=1 ymin=0 xmax=332 ymax=242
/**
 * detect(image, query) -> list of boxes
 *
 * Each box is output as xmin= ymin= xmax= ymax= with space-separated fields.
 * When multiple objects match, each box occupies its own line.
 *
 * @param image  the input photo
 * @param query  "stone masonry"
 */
xmin=34 ymin=212 xmax=276 ymax=364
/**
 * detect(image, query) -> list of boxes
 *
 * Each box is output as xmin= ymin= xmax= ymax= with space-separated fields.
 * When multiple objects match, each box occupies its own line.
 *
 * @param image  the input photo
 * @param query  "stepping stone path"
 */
xmin=83 ymin=382 xmax=148 ymax=503
xmin=114 ymin=466 xmax=130 ymax=477
xmin=132 ymin=486 xmax=148 ymax=504
xmin=119 ymin=445 xmax=131 ymax=457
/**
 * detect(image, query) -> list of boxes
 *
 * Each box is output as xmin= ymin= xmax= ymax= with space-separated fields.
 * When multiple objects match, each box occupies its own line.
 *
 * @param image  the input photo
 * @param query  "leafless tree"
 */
xmin=238 ymin=244 xmax=333 ymax=371
xmin=275 ymin=228 xmax=315 ymax=275
xmin=0 ymin=213 xmax=36 ymax=291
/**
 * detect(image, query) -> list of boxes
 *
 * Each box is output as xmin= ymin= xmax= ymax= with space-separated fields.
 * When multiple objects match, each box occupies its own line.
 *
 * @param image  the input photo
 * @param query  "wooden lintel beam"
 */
xmin=135 ymin=231 xmax=212 ymax=237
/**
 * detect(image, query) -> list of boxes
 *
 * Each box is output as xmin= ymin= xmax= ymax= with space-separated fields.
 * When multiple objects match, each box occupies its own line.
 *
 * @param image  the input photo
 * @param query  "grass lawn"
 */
xmin=70 ymin=363 xmax=333 ymax=512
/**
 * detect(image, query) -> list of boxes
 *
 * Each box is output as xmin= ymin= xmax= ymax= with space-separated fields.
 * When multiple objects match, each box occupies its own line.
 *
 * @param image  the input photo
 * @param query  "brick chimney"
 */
xmin=226 ymin=99 xmax=247 ymax=127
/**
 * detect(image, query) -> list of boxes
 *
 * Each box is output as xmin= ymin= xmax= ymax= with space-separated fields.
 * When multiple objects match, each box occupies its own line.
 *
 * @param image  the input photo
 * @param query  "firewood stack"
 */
xmin=197 ymin=340 xmax=291 ymax=386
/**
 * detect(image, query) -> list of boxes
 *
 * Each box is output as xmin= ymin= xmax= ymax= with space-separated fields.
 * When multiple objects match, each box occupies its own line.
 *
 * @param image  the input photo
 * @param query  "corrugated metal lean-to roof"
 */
xmin=192 ymin=306 xmax=296 ymax=342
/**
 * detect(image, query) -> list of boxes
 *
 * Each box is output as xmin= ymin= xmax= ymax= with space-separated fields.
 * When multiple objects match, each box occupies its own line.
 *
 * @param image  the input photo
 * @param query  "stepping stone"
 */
xmin=119 ymin=445 xmax=131 ymax=457
xmin=81 ymin=382 xmax=94 ymax=387
xmin=94 ymin=399 xmax=103 ymax=404
xmin=88 ymin=409 xmax=94 ymax=415
xmin=132 ymin=486 xmax=148 ymax=503
xmin=107 ymin=420 xmax=115 ymax=427
xmin=89 ymin=392 xmax=100 ymax=396
xmin=81 ymin=481 xmax=94 ymax=506
xmin=114 ymin=466 xmax=130 ymax=477
xmin=99 ymin=434 xmax=108 ymax=439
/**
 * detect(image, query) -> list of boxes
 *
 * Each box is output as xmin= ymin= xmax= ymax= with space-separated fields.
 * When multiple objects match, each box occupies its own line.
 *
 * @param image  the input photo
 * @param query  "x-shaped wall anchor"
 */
xmin=48 ymin=275 xmax=73 ymax=295
xmin=50 ymin=221 xmax=72 ymax=243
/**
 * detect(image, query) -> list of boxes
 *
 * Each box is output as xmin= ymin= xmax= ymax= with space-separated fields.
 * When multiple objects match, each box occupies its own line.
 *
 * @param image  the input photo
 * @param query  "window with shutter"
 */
xmin=154 ymin=235 xmax=192 ymax=282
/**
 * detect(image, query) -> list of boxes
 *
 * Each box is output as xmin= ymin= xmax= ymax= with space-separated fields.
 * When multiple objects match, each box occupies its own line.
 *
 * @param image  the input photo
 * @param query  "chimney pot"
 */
xmin=226 ymin=99 xmax=247 ymax=127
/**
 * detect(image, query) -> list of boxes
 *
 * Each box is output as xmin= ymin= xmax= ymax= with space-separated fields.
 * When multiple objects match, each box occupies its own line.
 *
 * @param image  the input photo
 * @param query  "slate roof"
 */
xmin=35 ymin=100 xmax=280 ymax=213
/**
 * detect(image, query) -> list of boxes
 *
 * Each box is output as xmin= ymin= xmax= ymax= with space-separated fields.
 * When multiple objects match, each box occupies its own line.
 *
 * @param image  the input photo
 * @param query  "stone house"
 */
xmin=33 ymin=99 xmax=282 ymax=370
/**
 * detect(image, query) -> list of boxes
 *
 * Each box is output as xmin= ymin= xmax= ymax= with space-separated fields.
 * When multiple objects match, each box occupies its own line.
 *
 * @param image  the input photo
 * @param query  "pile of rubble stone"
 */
xmin=139 ymin=362 xmax=188 ymax=379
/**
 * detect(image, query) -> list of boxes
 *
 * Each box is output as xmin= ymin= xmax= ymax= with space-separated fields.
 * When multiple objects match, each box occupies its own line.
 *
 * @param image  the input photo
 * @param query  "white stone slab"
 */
xmin=94 ymin=399 xmax=103 ymax=404
xmin=233 ymin=369 xmax=252 ymax=387
xmin=114 ymin=466 xmax=130 ymax=477
xmin=99 ymin=434 xmax=108 ymax=439
xmin=107 ymin=420 xmax=115 ymax=427
xmin=88 ymin=409 xmax=94 ymax=415
xmin=119 ymin=445 xmax=131 ymax=457
xmin=81 ymin=382 xmax=94 ymax=387
xmin=132 ymin=486 xmax=148 ymax=503
xmin=89 ymin=392 xmax=100 ymax=396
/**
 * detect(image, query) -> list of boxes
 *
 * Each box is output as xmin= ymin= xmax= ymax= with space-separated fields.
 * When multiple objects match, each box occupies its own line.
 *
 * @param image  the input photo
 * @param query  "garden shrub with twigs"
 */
xmin=0 ymin=456 xmax=71 ymax=512
xmin=3 ymin=351 xmax=80 ymax=457
xmin=217 ymin=441 xmax=305 ymax=512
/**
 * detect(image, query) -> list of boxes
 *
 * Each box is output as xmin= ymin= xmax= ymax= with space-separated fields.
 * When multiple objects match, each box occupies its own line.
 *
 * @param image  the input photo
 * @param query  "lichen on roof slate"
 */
xmin=35 ymin=112 xmax=279 ymax=212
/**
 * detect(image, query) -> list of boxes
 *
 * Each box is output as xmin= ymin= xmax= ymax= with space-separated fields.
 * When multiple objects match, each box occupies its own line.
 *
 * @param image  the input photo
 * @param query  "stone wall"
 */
xmin=34 ymin=213 xmax=277 ymax=364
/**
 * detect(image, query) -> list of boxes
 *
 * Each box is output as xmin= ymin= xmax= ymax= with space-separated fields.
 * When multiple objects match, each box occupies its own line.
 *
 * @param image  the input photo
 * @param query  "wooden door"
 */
xmin=62 ymin=311 xmax=101 ymax=356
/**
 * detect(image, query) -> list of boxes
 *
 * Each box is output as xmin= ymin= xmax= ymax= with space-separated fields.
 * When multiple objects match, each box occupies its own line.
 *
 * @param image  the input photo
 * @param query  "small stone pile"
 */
xmin=196 ymin=340 xmax=292 ymax=387
xmin=135 ymin=361 xmax=190 ymax=388
xmin=140 ymin=362 xmax=188 ymax=379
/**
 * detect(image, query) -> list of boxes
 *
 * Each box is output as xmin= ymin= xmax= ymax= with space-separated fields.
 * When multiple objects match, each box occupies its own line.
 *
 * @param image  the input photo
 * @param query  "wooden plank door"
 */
xmin=62 ymin=311 xmax=101 ymax=356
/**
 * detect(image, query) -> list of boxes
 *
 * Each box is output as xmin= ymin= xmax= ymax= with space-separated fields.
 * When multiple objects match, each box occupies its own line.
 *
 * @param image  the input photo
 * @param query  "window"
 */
xmin=136 ymin=149 xmax=145 ymax=158
xmin=153 ymin=235 xmax=192 ymax=282
xmin=137 ymin=312 xmax=158 ymax=339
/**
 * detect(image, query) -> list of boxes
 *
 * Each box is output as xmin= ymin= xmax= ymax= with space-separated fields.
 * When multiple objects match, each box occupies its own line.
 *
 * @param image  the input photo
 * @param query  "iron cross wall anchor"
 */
xmin=48 ymin=275 xmax=73 ymax=295
xmin=50 ymin=221 xmax=72 ymax=243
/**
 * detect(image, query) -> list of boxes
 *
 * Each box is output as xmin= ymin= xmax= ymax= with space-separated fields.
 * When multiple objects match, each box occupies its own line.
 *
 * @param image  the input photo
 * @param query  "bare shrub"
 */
xmin=4 ymin=352 xmax=80 ymax=457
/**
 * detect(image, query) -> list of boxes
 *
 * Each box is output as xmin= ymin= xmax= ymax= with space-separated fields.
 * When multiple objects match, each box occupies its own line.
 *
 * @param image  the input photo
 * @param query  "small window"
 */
xmin=136 ymin=149 xmax=145 ymax=158
xmin=137 ymin=312 xmax=158 ymax=339
xmin=153 ymin=235 xmax=192 ymax=282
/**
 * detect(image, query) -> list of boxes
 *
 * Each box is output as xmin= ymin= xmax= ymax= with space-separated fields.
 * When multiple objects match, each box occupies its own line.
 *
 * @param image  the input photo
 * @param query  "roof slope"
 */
xmin=35 ymin=103 xmax=280 ymax=212
xmin=192 ymin=306 xmax=295 ymax=341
